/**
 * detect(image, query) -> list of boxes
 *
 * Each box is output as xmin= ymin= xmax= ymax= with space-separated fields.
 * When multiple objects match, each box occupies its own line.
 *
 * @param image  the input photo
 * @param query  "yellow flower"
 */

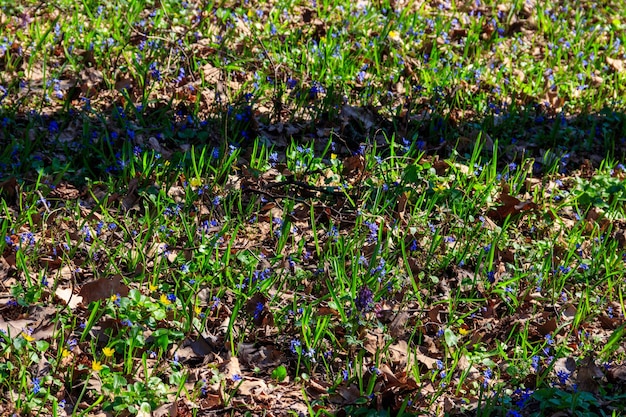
xmin=22 ymin=332 xmax=35 ymax=342
xmin=149 ymin=283 xmax=157 ymax=292
xmin=194 ymin=305 xmax=202 ymax=315
xmin=330 ymin=153 xmax=337 ymax=160
xmin=388 ymin=30 xmax=401 ymax=43
xmin=102 ymin=347 xmax=115 ymax=358
xmin=189 ymin=177 xmax=202 ymax=187
xmin=160 ymin=294 xmax=171 ymax=305
xmin=92 ymin=360 xmax=103 ymax=372
xmin=110 ymin=293 xmax=119 ymax=303
xmin=459 ymin=327 xmax=470 ymax=336
xmin=433 ymin=184 xmax=447 ymax=192
xmin=61 ymin=348 xmax=71 ymax=358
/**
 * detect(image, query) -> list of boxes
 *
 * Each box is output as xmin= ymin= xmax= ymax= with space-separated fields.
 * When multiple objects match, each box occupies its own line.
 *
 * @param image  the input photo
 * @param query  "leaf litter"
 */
xmin=1 ymin=0 xmax=626 ymax=416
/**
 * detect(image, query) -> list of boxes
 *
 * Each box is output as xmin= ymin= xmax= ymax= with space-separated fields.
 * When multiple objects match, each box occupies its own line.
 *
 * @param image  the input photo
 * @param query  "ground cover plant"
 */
xmin=1 ymin=0 xmax=626 ymax=415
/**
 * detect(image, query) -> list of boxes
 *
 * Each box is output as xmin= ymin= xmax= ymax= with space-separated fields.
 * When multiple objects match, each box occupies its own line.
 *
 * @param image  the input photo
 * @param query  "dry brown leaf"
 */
xmin=428 ymin=305 xmax=444 ymax=323
xmin=487 ymin=190 xmax=538 ymax=222
xmin=122 ymin=178 xmax=140 ymax=211
xmin=175 ymin=337 xmax=214 ymax=363
xmin=389 ymin=311 xmax=410 ymax=338
xmin=199 ymin=393 xmax=222 ymax=410
xmin=329 ymin=384 xmax=361 ymax=405
xmin=342 ymin=155 xmax=365 ymax=179
xmin=607 ymin=364 xmax=626 ymax=385
xmin=606 ymin=56 xmax=624 ymax=72
xmin=536 ymin=317 xmax=557 ymax=336
xmin=221 ymin=356 xmax=242 ymax=380
xmin=0 ymin=317 xmax=35 ymax=337
xmin=0 ymin=177 xmax=18 ymax=204
xmin=55 ymin=287 xmax=82 ymax=309
xmin=388 ymin=341 xmax=409 ymax=367
xmin=576 ymin=355 xmax=603 ymax=393
xmin=414 ymin=350 xmax=439 ymax=369
xmin=341 ymin=105 xmax=376 ymax=130
xmin=78 ymin=274 xmax=129 ymax=304
xmin=237 ymin=378 xmax=270 ymax=396
xmin=153 ymin=402 xmax=178 ymax=417
xmin=363 ymin=328 xmax=385 ymax=355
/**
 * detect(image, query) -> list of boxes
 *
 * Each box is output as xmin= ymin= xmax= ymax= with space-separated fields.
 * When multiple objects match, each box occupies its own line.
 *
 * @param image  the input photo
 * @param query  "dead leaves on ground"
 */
xmin=487 ymin=186 xmax=538 ymax=223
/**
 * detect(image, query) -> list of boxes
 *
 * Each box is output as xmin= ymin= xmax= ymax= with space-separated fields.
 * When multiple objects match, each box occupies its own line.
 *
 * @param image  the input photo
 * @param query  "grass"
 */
xmin=0 ymin=0 xmax=626 ymax=416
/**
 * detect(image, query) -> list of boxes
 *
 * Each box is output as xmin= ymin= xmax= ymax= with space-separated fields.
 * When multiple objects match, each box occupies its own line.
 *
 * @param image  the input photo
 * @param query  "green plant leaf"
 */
xmin=271 ymin=365 xmax=287 ymax=382
xmin=444 ymin=328 xmax=458 ymax=347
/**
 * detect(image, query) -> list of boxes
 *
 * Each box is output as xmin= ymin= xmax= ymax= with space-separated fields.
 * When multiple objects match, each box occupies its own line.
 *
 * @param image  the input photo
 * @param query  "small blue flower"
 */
xmin=556 ymin=369 xmax=570 ymax=384
xmin=32 ymin=377 xmax=41 ymax=394
xmin=290 ymin=339 xmax=301 ymax=354
xmin=531 ymin=355 xmax=540 ymax=371
xmin=149 ymin=62 xmax=162 ymax=81
xmin=253 ymin=302 xmax=264 ymax=320
xmin=355 ymin=286 xmax=373 ymax=313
